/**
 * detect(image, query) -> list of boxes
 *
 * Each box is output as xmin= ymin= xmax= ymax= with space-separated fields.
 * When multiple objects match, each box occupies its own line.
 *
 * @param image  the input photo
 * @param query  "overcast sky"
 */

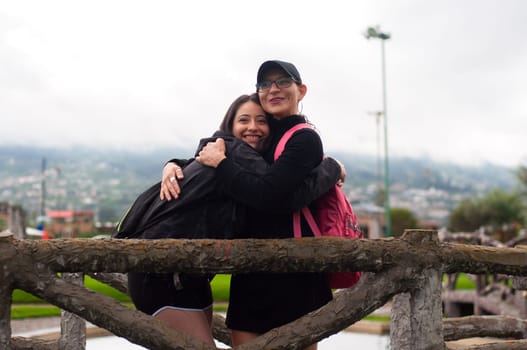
xmin=1 ymin=0 xmax=526 ymax=168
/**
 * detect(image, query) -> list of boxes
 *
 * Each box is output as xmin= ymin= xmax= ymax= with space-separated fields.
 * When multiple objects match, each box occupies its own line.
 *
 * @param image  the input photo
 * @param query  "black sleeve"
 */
xmin=215 ymin=129 xmax=325 ymax=210
xmin=278 ymin=157 xmax=341 ymax=210
xmin=166 ymin=158 xmax=194 ymax=168
xmin=224 ymin=139 xmax=339 ymax=211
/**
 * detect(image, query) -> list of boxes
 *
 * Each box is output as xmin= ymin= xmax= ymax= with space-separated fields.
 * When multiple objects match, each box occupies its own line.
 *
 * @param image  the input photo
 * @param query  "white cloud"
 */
xmin=1 ymin=0 xmax=526 ymax=167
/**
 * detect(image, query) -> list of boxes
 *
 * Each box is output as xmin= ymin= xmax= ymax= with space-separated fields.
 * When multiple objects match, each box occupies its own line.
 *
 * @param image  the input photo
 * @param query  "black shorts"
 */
xmin=128 ymin=272 xmax=213 ymax=315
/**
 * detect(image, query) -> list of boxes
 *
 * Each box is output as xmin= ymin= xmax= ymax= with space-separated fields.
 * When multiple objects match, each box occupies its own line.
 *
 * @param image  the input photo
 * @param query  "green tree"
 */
xmin=448 ymin=198 xmax=483 ymax=232
xmin=482 ymin=189 xmax=524 ymax=226
xmin=449 ymin=189 xmax=524 ymax=232
xmin=390 ymin=208 xmax=419 ymax=237
xmin=516 ymin=165 xmax=527 ymax=191
xmin=515 ymin=164 xmax=527 ymax=228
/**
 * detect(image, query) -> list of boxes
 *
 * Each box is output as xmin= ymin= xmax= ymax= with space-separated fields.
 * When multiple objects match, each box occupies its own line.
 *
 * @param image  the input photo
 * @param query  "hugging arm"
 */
xmin=277 ymin=157 xmax=341 ymax=211
xmin=160 ymin=158 xmax=193 ymax=200
xmin=211 ymin=138 xmax=341 ymax=212
xmin=163 ymin=133 xmax=342 ymax=211
xmin=211 ymin=130 xmax=331 ymax=210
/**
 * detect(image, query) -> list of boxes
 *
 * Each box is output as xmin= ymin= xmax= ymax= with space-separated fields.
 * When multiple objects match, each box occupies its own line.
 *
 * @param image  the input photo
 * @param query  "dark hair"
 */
xmin=219 ymin=93 xmax=265 ymax=134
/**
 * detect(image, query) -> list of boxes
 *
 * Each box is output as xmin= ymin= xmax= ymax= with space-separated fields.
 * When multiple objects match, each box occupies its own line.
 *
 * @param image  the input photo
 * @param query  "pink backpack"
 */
xmin=274 ymin=123 xmax=363 ymax=289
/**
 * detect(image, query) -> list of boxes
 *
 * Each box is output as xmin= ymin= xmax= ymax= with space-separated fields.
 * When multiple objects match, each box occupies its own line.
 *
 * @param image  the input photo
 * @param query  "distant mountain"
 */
xmin=0 ymin=144 xmax=195 ymax=179
xmin=330 ymin=150 xmax=516 ymax=193
xmin=0 ymin=145 xmax=195 ymax=221
xmin=0 ymin=145 xmax=519 ymax=223
xmin=2 ymin=145 xmax=517 ymax=191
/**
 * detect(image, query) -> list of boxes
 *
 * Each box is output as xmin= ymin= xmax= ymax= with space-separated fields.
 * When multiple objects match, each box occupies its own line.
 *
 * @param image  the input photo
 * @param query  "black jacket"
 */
xmin=113 ymin=132 xmax=340 ymax=240
xmin=215 ymin=115 xmax=334 ymax=238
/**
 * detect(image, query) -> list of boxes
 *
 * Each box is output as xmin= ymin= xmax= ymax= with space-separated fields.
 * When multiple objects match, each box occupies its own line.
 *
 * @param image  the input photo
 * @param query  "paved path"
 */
xmin=11 ymin=302 xmax=391 ymax=336
xmin=12 ymin=314 xmax=506 ymax=348
xmin=11 ymin=316 xmax=61 ymax=336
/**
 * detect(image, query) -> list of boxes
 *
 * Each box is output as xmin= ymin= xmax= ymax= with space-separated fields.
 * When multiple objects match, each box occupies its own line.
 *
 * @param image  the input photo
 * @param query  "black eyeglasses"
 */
xmin=256 ymin=77 xmax=298 ymax=92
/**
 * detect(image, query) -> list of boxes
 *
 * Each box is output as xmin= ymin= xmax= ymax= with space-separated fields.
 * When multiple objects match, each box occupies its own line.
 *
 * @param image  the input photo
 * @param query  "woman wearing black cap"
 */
xmin=126 ymin=91 xmax=342 ymax=347
xmin=196 ymin=60 xmax=333 ymax=349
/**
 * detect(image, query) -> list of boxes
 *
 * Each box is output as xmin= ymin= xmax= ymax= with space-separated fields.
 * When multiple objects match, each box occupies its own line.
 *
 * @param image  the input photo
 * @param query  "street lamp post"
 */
xmin=365 ymin=25 xmax=392 ymax=237
xmin=367 ymin=111 xmax=383 ymax=190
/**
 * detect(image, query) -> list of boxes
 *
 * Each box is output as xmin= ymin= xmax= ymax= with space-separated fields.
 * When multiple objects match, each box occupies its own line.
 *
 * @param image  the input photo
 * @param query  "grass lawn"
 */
xmin=11 ymin=305 xmax=61 ymax=319
xmin=447 ymin=273 xmax=476 ymax=290
xmin=11 ymin=274 xmax=232 ymax=319
xmin=12 ymin=275 xmax=131 ymax=304
xmin=211 ymin=274 xmax=230 ymax=302
xmin=11 ymin=273 xmax=475 ymax=320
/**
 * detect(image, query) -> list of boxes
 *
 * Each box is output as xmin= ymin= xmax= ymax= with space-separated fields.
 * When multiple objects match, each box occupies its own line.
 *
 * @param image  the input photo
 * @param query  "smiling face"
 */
xmin=231 ymin=101 xmax=270 ymax=151
xmin=257 ymin=68 xmax=307 ymax=119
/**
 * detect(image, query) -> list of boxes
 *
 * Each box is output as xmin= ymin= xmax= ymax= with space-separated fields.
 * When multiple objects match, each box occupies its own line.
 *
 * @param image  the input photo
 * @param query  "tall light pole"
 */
xmin=40 ymin=157 xmax=46 ymax=220
xmin=364 ymin=25 xmax=392 ymax=237
xmin=367 ymin=111 xmax=383 ymax=190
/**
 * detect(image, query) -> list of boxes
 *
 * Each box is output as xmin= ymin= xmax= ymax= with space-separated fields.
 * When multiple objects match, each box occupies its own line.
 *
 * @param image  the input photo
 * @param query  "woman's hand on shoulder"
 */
xmin=335 ymin=158 xmax=346 ymax=186
xmin=196 ymin=138 xmax=227 ymax=168
xmin=160 ymin=162 xmax=184 ymax=201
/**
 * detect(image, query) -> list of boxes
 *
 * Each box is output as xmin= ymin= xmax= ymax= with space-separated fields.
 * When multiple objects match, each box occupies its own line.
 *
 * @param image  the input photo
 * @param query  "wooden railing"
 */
xmin=2 ymin=229 xmax=527 ymax=349
xmin=441 ymin=230 xmax=527 ymax=319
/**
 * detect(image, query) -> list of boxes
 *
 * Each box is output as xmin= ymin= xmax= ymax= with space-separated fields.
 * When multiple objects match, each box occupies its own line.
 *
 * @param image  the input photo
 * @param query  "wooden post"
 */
xmin=511 ymin=245 xmax=527 ymax=318
xmin=390 ymin=230 xmax=445 ymax=350
xmin=0 ymin=268 xmax=13 ymax=349
xmin=59 ymin=272 xmax=87 ymax=350
xmin=8 ymin=205 xmax=26 ymax=240
xmin=58 ymin=230 xmax=87 ymax=349
xmin=391 ymin=292 xmax=412 ymax=349
xmin=57 ymin=229 xmax=87 ymax=349
xmin=0 ymin=232 xmax=14 ymax=349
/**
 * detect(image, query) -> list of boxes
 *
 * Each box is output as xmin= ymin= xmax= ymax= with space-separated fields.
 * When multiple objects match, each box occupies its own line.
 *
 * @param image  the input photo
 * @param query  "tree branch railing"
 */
xmin=440 ymin=231 xmax=527 ymax=319
xmin=3 ymin=229 xmax=527 ymax=349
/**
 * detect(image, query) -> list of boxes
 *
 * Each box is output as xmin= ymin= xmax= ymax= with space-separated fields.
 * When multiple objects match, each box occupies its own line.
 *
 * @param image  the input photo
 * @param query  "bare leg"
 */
xmin=231 ymin=330 xmax=259 ymax=346
xmin=203 ymin=305 xmax=213 ymax=326
xmin=232 ymin=329 xmax=316 ymax=350
xmin=155 ymin=307 xmax=215 ymax=346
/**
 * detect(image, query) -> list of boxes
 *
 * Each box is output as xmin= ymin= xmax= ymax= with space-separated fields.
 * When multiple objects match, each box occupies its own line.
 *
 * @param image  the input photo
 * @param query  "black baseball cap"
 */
xmin=256 ymin=60 xmax=302 ymax=84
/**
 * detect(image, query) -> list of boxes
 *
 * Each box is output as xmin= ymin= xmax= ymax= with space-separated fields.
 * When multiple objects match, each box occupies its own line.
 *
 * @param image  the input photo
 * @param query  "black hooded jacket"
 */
xmin=113 ymin=131 xmax=340 ymax=240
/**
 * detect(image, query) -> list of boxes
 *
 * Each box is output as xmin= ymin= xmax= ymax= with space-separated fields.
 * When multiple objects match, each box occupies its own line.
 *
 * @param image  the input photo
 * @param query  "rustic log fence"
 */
xmin=3 ymin=229 xmax=527 ymax=349
xmin=441 ymin=231 xmax=527 ymax=319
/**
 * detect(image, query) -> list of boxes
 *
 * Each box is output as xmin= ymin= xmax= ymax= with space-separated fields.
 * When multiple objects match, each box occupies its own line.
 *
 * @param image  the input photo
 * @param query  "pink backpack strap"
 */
xmin=273 ymin=123 xmax=313 ymax=160
xmin=275 ymin=123 xmax=320 ymax=239
xmin=293 ymin=208 xmax=322 ymax=238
